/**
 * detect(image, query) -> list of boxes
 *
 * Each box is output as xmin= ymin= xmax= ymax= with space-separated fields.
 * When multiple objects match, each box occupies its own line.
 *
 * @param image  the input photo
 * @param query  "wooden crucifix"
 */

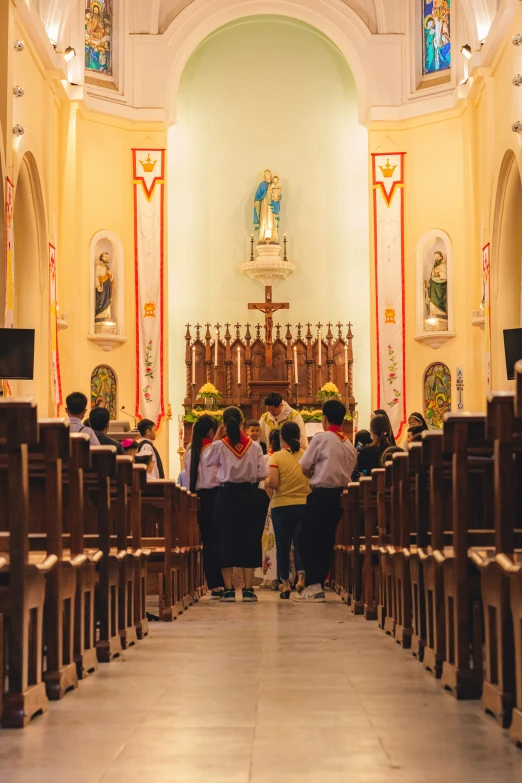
xmin=248 ymin=285 xmax=289 ymax=366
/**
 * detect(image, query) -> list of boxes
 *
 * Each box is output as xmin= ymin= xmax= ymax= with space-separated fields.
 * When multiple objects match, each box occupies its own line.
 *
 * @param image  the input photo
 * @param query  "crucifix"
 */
xmin=248 ymin=285 xmax=289 ymax=365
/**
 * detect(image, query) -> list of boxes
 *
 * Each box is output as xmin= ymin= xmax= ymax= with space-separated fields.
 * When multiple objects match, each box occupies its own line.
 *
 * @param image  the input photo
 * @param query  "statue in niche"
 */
xmin=95 ymin=251 xmax=116 ymax=333
xmin=424 ymin=250 xmax=448 ymax=330
xmin=254 ymin=169 xmax=282 ymax=244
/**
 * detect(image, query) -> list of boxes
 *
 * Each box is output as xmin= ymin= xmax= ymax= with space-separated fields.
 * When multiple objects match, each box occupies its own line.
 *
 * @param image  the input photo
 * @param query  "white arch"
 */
xmin=163 ymin=0 xmax=377 ymax=124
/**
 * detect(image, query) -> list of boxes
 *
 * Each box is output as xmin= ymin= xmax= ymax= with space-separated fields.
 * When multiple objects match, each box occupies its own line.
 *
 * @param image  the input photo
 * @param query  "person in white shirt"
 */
xmin=136 ymin=419 xmax=165 ymax=479
xmin=185 ymin=416 xmax=224 ymax=600
xmin=259 ymin=393 xmax=307 ymax=451
xmin=65 ymin=392 xmax=100 ymax=446
xmin=206 ymin=406 xmax=267 ymax=603
xmin=292 ymin=399 xmax=357 ymax=603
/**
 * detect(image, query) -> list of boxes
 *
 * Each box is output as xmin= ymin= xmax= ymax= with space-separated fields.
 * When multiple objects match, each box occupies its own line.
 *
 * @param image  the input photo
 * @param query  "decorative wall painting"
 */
xmin=424 ymin=362 xmax=451 ymax=429
xmin=91 ymin=364 xmax=117 ymax=418
xmin=85 ymin=0 xmax=112 ymax=76
xmin=423 ymin=0 xmax=451 ymax=76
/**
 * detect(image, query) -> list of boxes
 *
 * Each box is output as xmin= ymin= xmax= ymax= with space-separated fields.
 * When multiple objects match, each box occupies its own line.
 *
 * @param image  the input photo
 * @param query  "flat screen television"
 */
xmin=0 ymin=328 xmax=35 ymax=380
xmin=503 ymin=328 xmax=522 ymax=381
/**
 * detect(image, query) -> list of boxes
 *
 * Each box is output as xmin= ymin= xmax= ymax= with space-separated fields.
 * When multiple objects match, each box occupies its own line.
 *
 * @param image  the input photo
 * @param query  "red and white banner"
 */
xmin=133 ymin=148 xmax=165 ymax=427
xmin=372 ymin=152 xmax=407 ymax=439
xmin=4 ymin=177 xmax=14 ymax=329
xmin=482 ymin=243 xmax=491 ymax=390
xmin=49 ymin=244 xmax=62 ymax=415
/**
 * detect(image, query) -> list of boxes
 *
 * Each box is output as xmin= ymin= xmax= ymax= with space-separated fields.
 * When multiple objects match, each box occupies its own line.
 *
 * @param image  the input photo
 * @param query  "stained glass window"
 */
xmin=85 ymin=0 xmax=113 ymax=76
xmin=422 ymin=1 xmax=451 ymax=76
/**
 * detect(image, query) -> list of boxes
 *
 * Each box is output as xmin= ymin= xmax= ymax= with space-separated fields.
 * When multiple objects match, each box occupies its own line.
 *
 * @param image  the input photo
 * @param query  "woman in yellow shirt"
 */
xmin=265 ymin=421 xmax=311 ymax=599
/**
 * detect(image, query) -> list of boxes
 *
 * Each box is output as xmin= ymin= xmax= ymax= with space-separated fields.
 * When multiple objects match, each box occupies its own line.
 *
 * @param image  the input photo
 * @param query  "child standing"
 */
xmin=207 ymin=407 xmax=267 ymax=602
xmin=293 ymin=400 xmax=357 ymax=603
xmin=245 ymin=419 xmax=267 ymax=455
xmin=185 ymin=416 xmax=224 ymax=600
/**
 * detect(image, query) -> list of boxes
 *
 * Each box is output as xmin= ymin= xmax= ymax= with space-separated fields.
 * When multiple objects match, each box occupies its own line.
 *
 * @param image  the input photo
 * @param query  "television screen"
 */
xmin=0 ymin=329 xmax=35 ymax=380
xmin=503 ymin=328 xmax=522 ymax=381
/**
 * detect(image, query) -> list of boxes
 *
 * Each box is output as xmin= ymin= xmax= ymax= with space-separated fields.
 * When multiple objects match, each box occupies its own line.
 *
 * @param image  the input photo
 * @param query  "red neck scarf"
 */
xmin=222 ymin=431 xmax=253 ymax=459
xmin=327 ymin=424 xmax=347 ymax=442
xmin=201 ymin=437 xmax=213 ymax=452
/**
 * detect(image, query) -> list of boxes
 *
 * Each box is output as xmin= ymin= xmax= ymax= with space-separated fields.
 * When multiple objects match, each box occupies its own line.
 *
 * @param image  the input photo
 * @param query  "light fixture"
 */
xmin=513 ymin=34 xmax=522 ymax=46
xmin=514 ymin=75 xmax=522 ymax=87
xmin=512 ymin=121 xmax=522 ymax=133
xmin=14 ymin=40 xmax=24 ymax=52
xmin=461 ymin=45 xmax=472 ymax=60
xmin=13 ymin=85 xmax=24 ymax=98
xmin=64 ymin=46 xmax=76 ymax=62
xmin=12 ymin=124 xmax=25 ymax=136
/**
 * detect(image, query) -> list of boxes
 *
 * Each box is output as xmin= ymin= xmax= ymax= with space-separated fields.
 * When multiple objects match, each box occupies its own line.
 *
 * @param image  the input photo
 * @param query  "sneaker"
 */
xmin=210 ymin=589 xmax=224 ymax=600
xmin=242 ymin=588 xmax=258 ymax=602
xmin=220 ymin=588 xmax=236 ymax=602
xmin=291 ymin=588 xmax=326 ymax=603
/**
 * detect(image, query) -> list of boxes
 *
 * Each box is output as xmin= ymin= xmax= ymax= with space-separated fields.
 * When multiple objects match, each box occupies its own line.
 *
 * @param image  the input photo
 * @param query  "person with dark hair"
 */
xmin=245 ymin=419 xmax=267 ymax=455
xmin=371 ymin=409 xmax=396 ymax=446
xmin=407 ymin=425 xmax=425 ymax=444
xmin=65 ymin=392 xmax=99 ymax=445
xmin=293 ymin=399 xmax=357 ymax=603
xmin=408 ymin=412 xmax=429 ymax=431
xmin=89 ymin=406 xmax=123 ymax=454
xmin=380 ymin=445 xmax=404 ymax=466
xmin=207 ymin=406 xmax=267 ymax=602
xmin=358 ymin=414 xmax=393 ymax=476
xmin=266 ymin=421 xmax=310 ymax=598
xmin=184 ymin=415 xmax=223 ymax=599
xmin=122 ymin=438 xmax=139 ymax=458
xmin=136 ymin=418 xmax=164 ymax=479
xmin=259 ymin=392 xmax=307 ymax=451
xmin=351 ymin=429 xmax=372 ymax=481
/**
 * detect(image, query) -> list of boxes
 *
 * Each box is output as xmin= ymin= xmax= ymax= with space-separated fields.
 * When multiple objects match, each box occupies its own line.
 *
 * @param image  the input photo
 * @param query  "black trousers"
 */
xmin=198 ymin=488 xmax=224 ymax=590
xmin=298 ymin=488 xmax=343 ymax=586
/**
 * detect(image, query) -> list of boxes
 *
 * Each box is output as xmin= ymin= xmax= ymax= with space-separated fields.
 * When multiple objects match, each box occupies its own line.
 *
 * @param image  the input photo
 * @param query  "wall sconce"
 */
xmin=12 ymin=124 xmax=25 ymax=136
xmin=512 ymin=121 xmax=522 ymax=133
xmin=13 ymin=85 xmax=24 ymax=98
xmin=513 ymin=75 xmax=522 ymax=87
xmin=513 ymin=34 xmax=522 ymax=46
xmin=14 ymin=40 xmax=24 ymax=51
xmin=64 ymin=46 xmax=76 ymax=62
xmin=461 ymin=45 xmax=472 ymax=60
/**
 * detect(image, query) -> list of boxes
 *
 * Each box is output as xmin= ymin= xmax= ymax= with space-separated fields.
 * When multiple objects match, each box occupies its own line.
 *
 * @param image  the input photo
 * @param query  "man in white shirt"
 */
xmin=259 ymin=392 xmax=307 ymax=451
xmin=292 ymin=399 xmax=357 ymax=603
xmin=65 ymin=392 xmax=99 ymax=446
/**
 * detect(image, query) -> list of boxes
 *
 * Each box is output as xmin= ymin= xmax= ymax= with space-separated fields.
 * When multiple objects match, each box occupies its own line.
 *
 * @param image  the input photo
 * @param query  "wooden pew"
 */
xmin=0 ymin=400 xmax=54 ymax=727
xmin=374 ymin=466 xmax=391 ymax=630
xmin=439 ymin=413 xmax=494 ymax=699
xmin=407 ymin=442 xmax=429 ymax=661
xmin=112 ymin=456 xmax=138 ymax=649
xmin=347 ymin=482 xmax=364 ymax=615
xmin=129 ymin=463 xmax=149 ymax=639
xmin=360 ymin=476 xmax=378 ymax=620
xmin=379 ymin=460 xmax=399 ymax=636
xmin=419 ymin=431 xmax=448 ymax=678
xmin=389 ymin=453 xmax=413 ymax=648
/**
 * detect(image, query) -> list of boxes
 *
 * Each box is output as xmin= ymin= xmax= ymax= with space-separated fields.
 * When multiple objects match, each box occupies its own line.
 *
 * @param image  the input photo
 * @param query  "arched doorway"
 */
xmin=491 ymin=151 xmax=522 ymax=389
xmin=13 ymin=153 xmax=50 ymax=412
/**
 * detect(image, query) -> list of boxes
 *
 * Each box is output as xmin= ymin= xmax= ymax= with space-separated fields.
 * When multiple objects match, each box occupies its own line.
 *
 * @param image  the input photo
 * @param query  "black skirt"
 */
xmin=214 ymin=483 xmax=263 ymax=568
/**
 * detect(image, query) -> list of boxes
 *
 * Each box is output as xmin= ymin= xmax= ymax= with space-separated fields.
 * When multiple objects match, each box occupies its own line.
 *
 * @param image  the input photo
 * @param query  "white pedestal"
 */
xmin=414 ymin=331 xmax=456 ymax=350
xmin=241 ymin=242 xmax=295 ymax=287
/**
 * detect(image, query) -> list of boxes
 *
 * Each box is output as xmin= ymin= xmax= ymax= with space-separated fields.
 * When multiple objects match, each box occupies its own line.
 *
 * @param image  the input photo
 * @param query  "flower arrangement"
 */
xmin=299 ymin=407 xmax=352 ymax=423
xmin=184 ymin=407 xmax=224 ymax=423
xmin=316 ymin=382 xmax=341 ymax=402
xmin=197 ymin=383 xmax=220 ymax=400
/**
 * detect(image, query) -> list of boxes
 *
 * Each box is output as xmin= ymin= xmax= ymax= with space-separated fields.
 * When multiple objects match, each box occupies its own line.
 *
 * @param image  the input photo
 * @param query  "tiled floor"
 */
xmin=1 ymin=590 xmax=522 ymax=782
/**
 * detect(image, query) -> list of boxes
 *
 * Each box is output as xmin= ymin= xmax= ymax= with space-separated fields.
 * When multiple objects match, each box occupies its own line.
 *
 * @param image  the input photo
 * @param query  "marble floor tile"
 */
xmin=2 ymin=589 xmax=522 ymax=783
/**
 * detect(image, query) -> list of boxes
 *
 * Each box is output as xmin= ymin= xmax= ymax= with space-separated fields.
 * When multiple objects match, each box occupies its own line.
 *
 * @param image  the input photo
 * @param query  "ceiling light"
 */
xmin=513 ymin=34 xmax=522 ymax=46
xmin=512 ymin=121 xmax=522 ymax=133
xmin=64 ymin=46 xmax=76 ymax=62
xmin=14 ymin=40 xmax=24 ymax=52
xmin=13 ymin=124 xmax=25 ymax=136
xmin=13 ymin=85 xmax=24 ymax=98
xmin=514 ymin=75 xmax=522 ymax=87
xmin=461 ymin=45 xmax=472 ymax=60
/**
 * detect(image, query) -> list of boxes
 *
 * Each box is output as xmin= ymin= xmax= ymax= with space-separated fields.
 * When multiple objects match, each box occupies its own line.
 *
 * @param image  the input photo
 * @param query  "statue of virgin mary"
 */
xmin=254 ymin=169 xmax=282 ymax=244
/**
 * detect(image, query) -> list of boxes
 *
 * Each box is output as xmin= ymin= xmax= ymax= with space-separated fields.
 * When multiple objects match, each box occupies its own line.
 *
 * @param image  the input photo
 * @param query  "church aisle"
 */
xmin=1 ymin=592 xmax=522 ymax=783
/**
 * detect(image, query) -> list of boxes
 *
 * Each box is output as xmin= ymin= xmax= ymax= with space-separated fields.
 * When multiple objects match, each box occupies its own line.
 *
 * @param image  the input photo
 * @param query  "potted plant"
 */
xmin=196 ymin=383 xmax=221 ymax=410
xmin=316 ymin=382 xmax=341 ymax=402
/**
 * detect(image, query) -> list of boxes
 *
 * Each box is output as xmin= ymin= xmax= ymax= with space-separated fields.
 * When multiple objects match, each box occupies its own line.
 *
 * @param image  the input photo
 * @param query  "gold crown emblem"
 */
xmin=384 ymin=307 xmax=396 ymax=324
xmin=140 ymin=154 xmax=157 ymax=173
xmin=144 ymin=301 xmax=156 ymax=318
xmin=379 ymin=159 xmax=397 ymax=179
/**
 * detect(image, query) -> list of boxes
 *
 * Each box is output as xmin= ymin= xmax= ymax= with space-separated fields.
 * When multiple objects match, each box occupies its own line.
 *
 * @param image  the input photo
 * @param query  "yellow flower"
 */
xmin=321 ymin=382 xmax=339 ymax=393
